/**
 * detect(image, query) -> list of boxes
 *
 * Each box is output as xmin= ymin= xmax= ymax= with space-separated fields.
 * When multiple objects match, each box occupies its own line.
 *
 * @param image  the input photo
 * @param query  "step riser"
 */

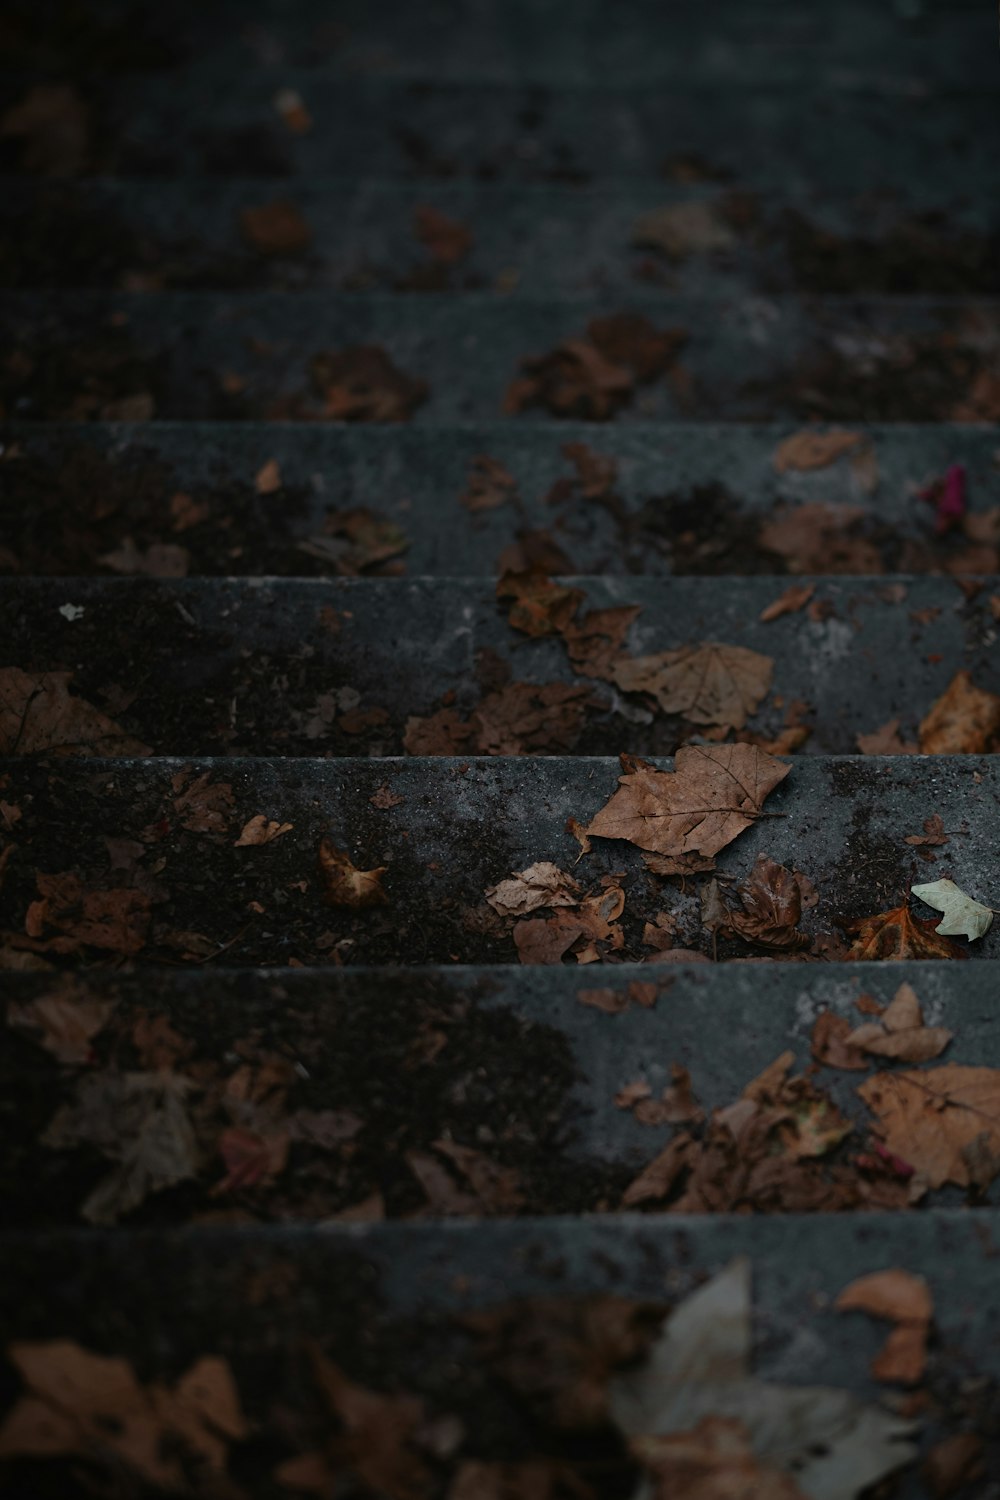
xmin=3 ymin=293 xmax=999 ymax=424
xmin=4 ymin=576 xmax=997 ymax=757
xmin=4 ymin=964 xmax=999 ymax=1225
xmin=1 ymin=755 xmax=997 ymax=966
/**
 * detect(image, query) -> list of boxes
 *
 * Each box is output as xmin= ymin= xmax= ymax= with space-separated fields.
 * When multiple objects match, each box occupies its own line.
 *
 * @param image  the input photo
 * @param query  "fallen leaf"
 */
xmin=918 ymin=671 xmax=1000 ymax=754
xmin=171 ymin=769 xmax=234 ymax=834
xmin=858 ymin=1064 xmax=1000 ymax=1192
xmin=904 ymin=814 xmax=948 ymax=847
xmin=239 ymin=199 xmax=312 ymax=256
xmin=255 ymin=457 xmax=283 ymax=494
xmin=7 ymin=978 xmax=115 ymax=1064
xmin=609 ymin=642 xmax=772 ymax=730
xmin=911 ymin=878 xmax=993 ymax=941
xmin=302 ymin=506 xmax=410 ymax=575
xmin=772 ymin=428 xmax=863 ymax=473
xmin=0 ymin=1342 xmax=246 ymax=1488
xmin=274 ymin=87 xmax=312 ymax=133
xmin=98 ymin=538 xmax=189 ymax=577
xmin=513 ymin=885 xmax=625 ymax=965
xmin=845 ymin=902 xmax=965 ymax=961
xmin=633 ymin=1416 xmax=808 ymax=1500
xmin=759 ymin=502 xmax=882 ymax=574
xmin=921 ymin=1433 xmax=985 ymax=1498
xmin=448 ymin=1458 xmax=595 ymax=1500
xmin=758 ymin=583 xmax=816 ymax=622
xmin=844 ymin=982 xmax=953 ymax=1064
xmin=460 ymin=454 xmax=518 ymax=512
xmin=609 ymin=1260 xmax=917 ymax=1495
xmin=810 ymin=1011 xmax=869 ymax=1071
xmin=26 ymin=872 xmax=151 ymax=955
xmin=632 ymin=200 xmax=737 ymax=259
xmin=234 ymin=814 xmax=294 ymax=846
xmin=317 ymin=839 xmax=388 ymax=910
xmin=727 ymin=855 xmax=811 ymax=952
xmin=310 ymin=346 xmax=427 ymax=421
xmin=471 ymin=681 xmax=596 ymax=754
xmin=836 ymin=1269 xmax=933 ymax=1385
xmin=856 ymin=718 xmax=919 ymax=756
xmin=43 ymin=1071 xmax=202 ymax=1223
xmin=414 ymin=204 xmax=473 ymax=265
xmin=370 ymin=784 xmax=404 ymax=810
xmin=0 ymin=668 xmax=151 ymax=756
xmin=560 ymin=441 xmax=618 ymax=500
xmin=212 ymin=1124 xmax=290 ymax=1194
xmin=585 ymin=745 xmax=790 ymax=861
xmin=486 ymin=862 xmax=582 ymax=916
xmin=504 ymin=315 xmax=686 ymax=420
xmin=497 ymin=571 xmax=584 ymax=638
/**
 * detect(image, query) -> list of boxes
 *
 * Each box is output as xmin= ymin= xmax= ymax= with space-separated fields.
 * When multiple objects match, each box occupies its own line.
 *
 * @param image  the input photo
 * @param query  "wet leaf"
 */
xmin=317 ymin=839 xmax=388 ymax=910
xmin=585 ymin=745 xmax=790 ymax=861
xmin=0 ymin=668 xmax=151 ymax=756
xmin=609 ymin=642 xmax=772 ymax=730
xmin=918 ymin=670 xmax=1000 ymax=754
xmin=911 ymin=878 xmax=993 ymax=941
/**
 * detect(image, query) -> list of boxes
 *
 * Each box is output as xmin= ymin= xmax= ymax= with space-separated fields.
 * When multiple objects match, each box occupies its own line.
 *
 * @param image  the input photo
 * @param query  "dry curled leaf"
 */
xmin=609 ymin=643 xmax=772 ymax=730
xmin=585 ymin=745 xmax=789 ymax=861
xmin=758 ymin=583 xmax=816 ymax=623
xmin=0 ymin=668 xmax=151 ymax=756
xmin=836 ymin=1269 xmax=932 ymax=1386
xmin=727 ymin=855 xmax=811 ymax=952
xmin=317 ymin=838 xmax=388 ymax=910
xmin=918 ymin=670 xmax=1000 ymax=754
xmin=485 ymin=862 xmax=582 ymax=917
xmin=843 ymin=982 xmax=953 ymax=1064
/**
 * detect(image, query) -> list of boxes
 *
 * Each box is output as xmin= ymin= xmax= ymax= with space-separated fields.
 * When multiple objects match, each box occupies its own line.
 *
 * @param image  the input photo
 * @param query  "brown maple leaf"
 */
xmin=585 ymin=745 xmax=790 ymax=860
xmin=504 ymin=315 xmax=686 ymax=421
xmin=0 ymin=668 xmax=151 ymax=756
xmin=918 ymin=670 xmax=1000 ymax=754
xmin=845 ymin=902 xmax=965 ymax=961
xmin=301 ymin=506 xmax=410 ymax=575
xmin=471 ymin=681 xmax=595 ymax=754
xmin=844 ymin=982 xmax=953 ymax=1064
xmin=858 ymin=1064 xmax=1000 ymax=1193
xmin=317 ymin=839 xmax=388 ymax=910
xmin=485 ymin=862 xmax=583 ymax=917
xmin=608 ymin=643 xmax=772 ymax=730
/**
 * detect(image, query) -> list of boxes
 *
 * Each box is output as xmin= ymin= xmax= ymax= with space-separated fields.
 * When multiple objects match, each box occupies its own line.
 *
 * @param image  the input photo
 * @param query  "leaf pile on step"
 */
xmin=484 ymin=861 xmax=627 ymax=964
xmin=305 ymin=345 xmax=428 ymax=421
xmin=504 ymin=313 xmax=688 ymax=419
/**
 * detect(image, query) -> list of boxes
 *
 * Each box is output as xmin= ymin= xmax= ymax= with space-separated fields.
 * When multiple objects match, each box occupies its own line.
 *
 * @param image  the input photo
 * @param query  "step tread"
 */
xmin=1 ymin=753 xmax=998 ymax=967
xmin=3 ymin=291 xmax=999 ymax=424
xmin=4 ymin=574 xmax=998 ymax=757
xmin=5 ymin=963 xmax=1000 ymax=1226
xmin=2 ymin=72 xmax=996 ymax=185
xmin=5 ymin=179 xmax=998 ymax=295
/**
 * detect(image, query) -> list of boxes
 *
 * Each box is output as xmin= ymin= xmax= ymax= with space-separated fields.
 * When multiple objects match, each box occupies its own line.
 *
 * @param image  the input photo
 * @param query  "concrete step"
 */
xmin=3 ymin=291 xmax=999 ymax=423
xmin=2 ymin=0 xmax=992 ymax=87
xmin=0 ymin=1215 xmax=995 ymax=1497
xmin=5 ymin=179 xmax=999 ymax=296
xmin=3 ymin=421 xmax=996 ymax=576
xmin=4 ymin=961 xmax=1000 ymax=1225
xmin=1 ymin=753 xmax=997 ymax=967
xmin=4 ymin=575 xmax=999 ymax=758
xmin=1 ymin=74 xmax=996 ymax=188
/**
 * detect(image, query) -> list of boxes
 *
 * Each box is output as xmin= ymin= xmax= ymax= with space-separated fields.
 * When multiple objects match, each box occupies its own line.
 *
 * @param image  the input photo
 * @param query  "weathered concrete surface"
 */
xmin=3 ymin=574 xmax=997 ymax=756
xmin=1 ymin=754 xmax=997 ymax=964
